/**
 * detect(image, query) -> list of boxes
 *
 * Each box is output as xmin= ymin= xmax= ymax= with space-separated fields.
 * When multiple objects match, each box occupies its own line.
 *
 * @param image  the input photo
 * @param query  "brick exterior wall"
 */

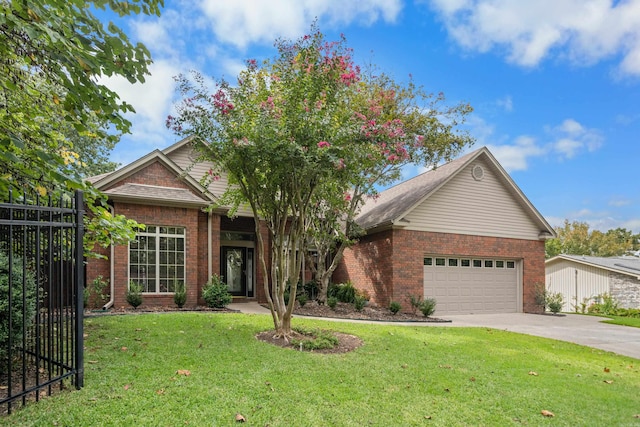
xmin=108 ymin=202 xmax=201 ymax=309
xmin=334 ymin=228 xmax=545 ymax=313
xmin=85 ymin=156 xmax=278 ymax=309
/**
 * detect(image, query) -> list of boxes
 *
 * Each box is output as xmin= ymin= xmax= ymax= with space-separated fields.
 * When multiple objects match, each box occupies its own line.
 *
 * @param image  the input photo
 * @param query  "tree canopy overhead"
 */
xmin=169 ymin=27 xmax=473 ymax=336
xmin=0 ymin=0 xmax=163 ymax=196
xmin=0 ymin=0 xmax=163 ymax=254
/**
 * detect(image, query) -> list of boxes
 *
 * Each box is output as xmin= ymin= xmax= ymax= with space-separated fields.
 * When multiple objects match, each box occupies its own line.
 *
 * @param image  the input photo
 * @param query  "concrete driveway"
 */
xmin=440 ymin=313 xmax=640 ymax=360
xmin=229 ymin=303 xmax=640 ymax=360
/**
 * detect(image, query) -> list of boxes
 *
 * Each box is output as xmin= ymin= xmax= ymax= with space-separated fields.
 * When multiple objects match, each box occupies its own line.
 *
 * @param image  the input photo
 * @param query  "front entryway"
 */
xmin=221 ymin=246 xmax=254 ymax=297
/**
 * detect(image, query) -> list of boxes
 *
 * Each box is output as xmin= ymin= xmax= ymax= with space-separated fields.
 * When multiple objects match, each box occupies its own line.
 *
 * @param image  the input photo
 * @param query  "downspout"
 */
xmin=102 ymin=204 xmax=116 ymax=310
xmin=208 ymin=211 xmax=212 ymax=278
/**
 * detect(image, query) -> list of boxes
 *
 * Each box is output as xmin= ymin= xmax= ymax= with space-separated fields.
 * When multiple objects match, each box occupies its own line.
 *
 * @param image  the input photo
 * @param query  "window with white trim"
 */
xmin=129 ymin=226 xmax=185 ymax=293
xmin=435 ymin=257 xmax=446 ymax=266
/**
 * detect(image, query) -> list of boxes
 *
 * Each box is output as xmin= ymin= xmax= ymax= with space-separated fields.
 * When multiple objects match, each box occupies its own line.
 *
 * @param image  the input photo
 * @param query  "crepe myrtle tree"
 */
xmin=306 ymin=70 xmax=474 ymax=304
xmin=168 ymin=28 xmax=472 ymax=337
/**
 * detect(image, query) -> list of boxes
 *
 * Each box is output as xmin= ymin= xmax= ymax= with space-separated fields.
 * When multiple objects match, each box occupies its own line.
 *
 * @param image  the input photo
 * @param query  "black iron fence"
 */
xmin=0 ymin=190 xmax=84 ymax=414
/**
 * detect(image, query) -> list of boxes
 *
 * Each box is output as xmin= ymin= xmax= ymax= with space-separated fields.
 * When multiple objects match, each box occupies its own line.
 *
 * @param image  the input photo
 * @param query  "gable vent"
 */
xmin=471 ymin=165 xmax=484 ymax=181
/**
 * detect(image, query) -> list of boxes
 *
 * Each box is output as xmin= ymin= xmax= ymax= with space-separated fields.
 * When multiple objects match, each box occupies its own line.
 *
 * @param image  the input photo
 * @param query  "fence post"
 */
xmin=74 ymin=191 xmax=84 ymax=388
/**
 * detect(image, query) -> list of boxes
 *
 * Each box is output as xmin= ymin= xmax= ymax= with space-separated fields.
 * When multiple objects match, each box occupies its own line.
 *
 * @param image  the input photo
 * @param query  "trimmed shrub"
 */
xmin=0 ymin=251 xmax=38 ymax=368
xmin=419 ymin=298 xmax=437 ymax=317
xmin=546 ymin=291 xmax=564 ymax=314
xmin=389 ymin=301 xmax=402 ymax=315
xmin=327 ymin=296 xmax=338 ymax=310
xmin=173 ymin=282 xmax=187 ymax=308
xmin=354 ymin=295 xmax=366 ymax=312
xmin=202 ymin=274 xmax=232 ymax=308
xmin=336 ymin=282 xmax=357 ymax=304
xmin=126 ymin=281 xmax=143 ymax=309
xmin=407 ymin=294 xmax=423 ymax=315
xmin=297 ymin=293 xmax=308 ymax=307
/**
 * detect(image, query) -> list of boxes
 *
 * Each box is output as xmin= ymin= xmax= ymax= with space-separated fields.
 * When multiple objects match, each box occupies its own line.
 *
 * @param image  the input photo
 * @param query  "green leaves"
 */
xmin=0 ymin=0 xmax=162 ymax=198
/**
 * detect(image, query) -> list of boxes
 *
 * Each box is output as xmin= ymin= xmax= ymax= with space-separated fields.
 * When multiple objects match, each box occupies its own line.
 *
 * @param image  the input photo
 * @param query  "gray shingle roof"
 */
xmin=548 ymin=254 xmax=640 ymax=278
xmin=103 ymin=183 xmax=209 ymax=207
xmin=356 ymin=148 xmax=481 ymax=230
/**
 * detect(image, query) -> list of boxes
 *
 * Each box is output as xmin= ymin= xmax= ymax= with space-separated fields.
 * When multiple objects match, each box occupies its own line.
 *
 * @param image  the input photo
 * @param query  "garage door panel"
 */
xmin=424 ymin=257 xmax=518 ymax=315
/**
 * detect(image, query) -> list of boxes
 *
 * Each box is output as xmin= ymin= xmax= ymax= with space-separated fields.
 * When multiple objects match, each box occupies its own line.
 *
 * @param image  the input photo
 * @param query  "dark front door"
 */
xmin=222 ymin=247 xmax=246 ymax=296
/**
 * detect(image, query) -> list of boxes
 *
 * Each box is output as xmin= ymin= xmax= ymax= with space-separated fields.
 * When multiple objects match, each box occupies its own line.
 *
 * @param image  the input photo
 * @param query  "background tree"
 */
xmin=545 ymin=220 xmax=636 ymax=258
xmin=169 ymin=28 xmax=472 ymax=336
xmin=0 ymin=1 xmax=162 ymax=252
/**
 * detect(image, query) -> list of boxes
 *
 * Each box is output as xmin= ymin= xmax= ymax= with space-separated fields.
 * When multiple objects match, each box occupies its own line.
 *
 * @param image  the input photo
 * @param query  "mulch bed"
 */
xmin=293 ymin=301 xmax=451 ymax=323
xmin=255 ymin=330 xmax=364 ymax=354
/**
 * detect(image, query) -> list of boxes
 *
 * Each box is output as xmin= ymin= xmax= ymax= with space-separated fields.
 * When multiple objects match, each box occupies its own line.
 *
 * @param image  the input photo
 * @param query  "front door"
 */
xmin=223 ymin=246 xmax=256 ymax=297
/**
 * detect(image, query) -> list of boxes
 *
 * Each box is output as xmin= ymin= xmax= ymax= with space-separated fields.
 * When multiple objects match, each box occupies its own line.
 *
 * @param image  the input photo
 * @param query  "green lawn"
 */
xmin=601 ymin=316 xmax=640 ymax=328
xmin=5 ymin=313 xmax=640 ymax=426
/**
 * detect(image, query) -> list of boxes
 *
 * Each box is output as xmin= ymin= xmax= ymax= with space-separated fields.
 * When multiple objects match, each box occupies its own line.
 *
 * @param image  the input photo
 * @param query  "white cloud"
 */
xmin=99 ymin=59 xmax=182 ymax=160
xmin=609 ymin=198 xmax=632 ymax=207
xmin=198 ymin=0 xmax=403 ymax=48
xmin=495 ymin=95 xmax=513 ymax=112
xmin=487 ymin=135 xmax=545 ymax=171
xmin=477 ymin=117 xmax=603 ymax=171
xmin=547 ymin=118 xmax=603 ymax=159
xmin=427 ymin=0 xmax=640 ymax=76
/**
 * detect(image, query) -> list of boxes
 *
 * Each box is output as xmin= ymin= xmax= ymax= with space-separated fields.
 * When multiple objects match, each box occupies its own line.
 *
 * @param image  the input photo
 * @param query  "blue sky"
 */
xmin=101 ymin=0 xmax=640 ymax=233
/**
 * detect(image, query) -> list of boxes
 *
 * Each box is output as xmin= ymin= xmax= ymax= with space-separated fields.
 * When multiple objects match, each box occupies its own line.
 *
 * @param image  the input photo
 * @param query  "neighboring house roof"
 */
xmin=356 ymin=146 xmax=556 ymax=238
xmin=546 ymin=254 xmax=640 ymax=279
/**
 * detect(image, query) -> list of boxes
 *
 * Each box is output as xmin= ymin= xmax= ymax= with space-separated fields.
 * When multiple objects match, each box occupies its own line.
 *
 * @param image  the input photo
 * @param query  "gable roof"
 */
xmin=88 ymin=142 xmax=217 ymax=207
xmin=356 ymin=146 xmax=555 ymax=238
xmin=546 ymin=254 xmax=640 ymax=279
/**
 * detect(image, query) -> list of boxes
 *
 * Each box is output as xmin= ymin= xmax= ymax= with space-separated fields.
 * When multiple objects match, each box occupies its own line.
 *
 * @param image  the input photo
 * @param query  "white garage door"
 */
xmin=423 ymin=256 xmax=520 ymax=315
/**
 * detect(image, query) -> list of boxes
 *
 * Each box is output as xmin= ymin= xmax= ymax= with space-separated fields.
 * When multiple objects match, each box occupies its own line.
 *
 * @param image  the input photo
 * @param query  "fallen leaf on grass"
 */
xmin=633 ymin=414 xmax=640 ymax=418
xmin=470 ymin=377 xmax=476 ymax=382
xmin=424 ymin=415 xmax=432 ymax=420
xmin=438 ymin=365 xmax=452 ymax=369
xmin=401 ymin=364 xmax=408 ymax=369
xmin=528 ymin=371 xmax=538 ymax=376
xmin=235 ymin=413 xmax=246 ymax=422
xmin=88 ymin=360 xmax=98 ymax=364
xmin=604 ymin=367 xmax=610 ymax=373
xmin=604 ymin=380 xmax=614 ymax=384
xmin=541 ymin=410 xmax=554 ymax=417
xmin=176 ymin=369 xmax=191 ymax=376
xmin=156 ymin=389 xmax=165 ymax=395
xmin=121 ymin=347 xmax=127 ymax=352
xmin=123 ymin=384 xmax=130 ymax=391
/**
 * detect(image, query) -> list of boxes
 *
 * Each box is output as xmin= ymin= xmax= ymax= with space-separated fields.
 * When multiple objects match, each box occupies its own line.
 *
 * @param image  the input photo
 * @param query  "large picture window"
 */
xmin=129 ymin=226 xmax=185 ymax=293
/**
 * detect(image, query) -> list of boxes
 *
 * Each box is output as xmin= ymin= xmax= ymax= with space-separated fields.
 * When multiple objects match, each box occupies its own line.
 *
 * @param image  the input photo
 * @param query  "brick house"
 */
xmin=87 ymin=137 xmax=270 ymax=309
xmin=334 ymin=147 xmax=555 ymax=314
xmin=87 ymin=140 xmax=554 ymax=315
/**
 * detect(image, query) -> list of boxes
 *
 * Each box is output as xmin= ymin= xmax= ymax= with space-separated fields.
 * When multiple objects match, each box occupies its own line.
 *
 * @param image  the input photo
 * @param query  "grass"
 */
xmin=4 ymin=313 xmax=640 ymax=426
xmin=601 ymin=316 xmax=640 ymax=328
